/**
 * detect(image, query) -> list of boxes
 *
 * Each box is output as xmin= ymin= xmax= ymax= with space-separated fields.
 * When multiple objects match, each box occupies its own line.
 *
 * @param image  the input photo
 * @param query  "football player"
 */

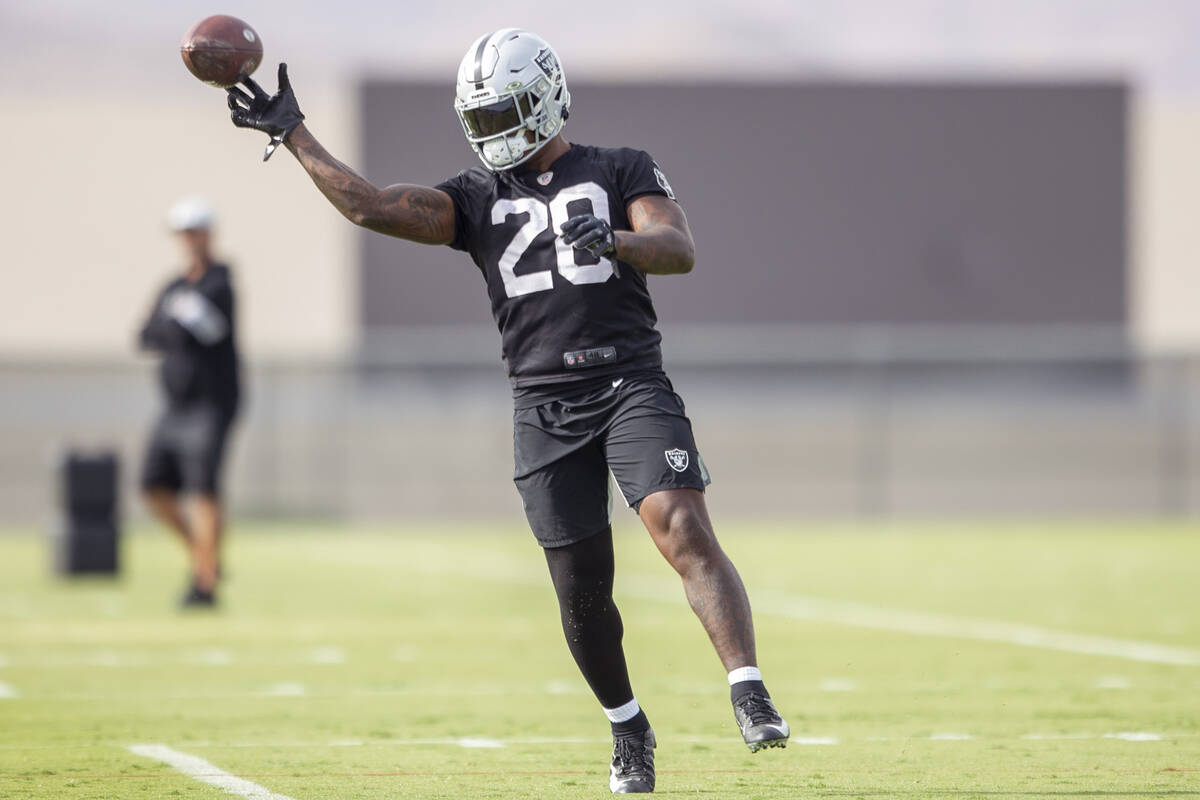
xmin=225 ymin=29 xmax=788 ymax=793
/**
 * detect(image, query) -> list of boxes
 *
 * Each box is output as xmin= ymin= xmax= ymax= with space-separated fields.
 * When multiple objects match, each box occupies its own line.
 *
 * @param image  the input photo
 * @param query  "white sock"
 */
xmin=603 ymin=697 xmax=641 ymax=723
xmin=727 ymin=666 xmax=762 ymax=685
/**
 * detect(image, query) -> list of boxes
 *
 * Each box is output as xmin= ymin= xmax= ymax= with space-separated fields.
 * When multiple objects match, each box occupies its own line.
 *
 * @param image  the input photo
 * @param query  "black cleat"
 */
xmin=733 ymin=692 xmax=789 ymax=752
xmin=179 ymin=584 xmax=215 ymax=609
xmin=609 ymin=726 xmax=655 ymax=793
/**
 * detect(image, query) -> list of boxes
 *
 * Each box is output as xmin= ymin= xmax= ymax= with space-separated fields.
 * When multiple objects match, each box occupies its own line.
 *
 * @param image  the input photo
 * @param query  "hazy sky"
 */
xmin=2 ymin=0 xmax=1198 ymax=95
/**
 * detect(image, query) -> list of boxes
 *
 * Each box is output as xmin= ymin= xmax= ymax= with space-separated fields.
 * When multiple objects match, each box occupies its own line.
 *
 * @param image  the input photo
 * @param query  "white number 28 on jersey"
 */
xmin=490 ymin=181 xmax=615 ymax=298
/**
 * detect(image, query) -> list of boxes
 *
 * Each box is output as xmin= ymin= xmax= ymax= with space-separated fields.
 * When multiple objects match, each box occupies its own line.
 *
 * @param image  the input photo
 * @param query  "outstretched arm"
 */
xmin=227 ymin=64 xmax=455 ymax=246
xmin=284 ymin=124 xmax=454 ymax=245
xmin=618 ymin=194 xmax=695 ymax=275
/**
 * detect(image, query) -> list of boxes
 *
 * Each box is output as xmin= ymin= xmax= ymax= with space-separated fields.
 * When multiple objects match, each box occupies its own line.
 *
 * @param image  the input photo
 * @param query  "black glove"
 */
xmin=560 ymin=214 xmax=616 ymax=259
xmin=226 ymin=63 xmax=305 ymax=162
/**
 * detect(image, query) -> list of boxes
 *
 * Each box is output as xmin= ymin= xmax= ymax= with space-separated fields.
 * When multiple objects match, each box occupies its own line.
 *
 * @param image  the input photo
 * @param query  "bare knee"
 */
xmin=641 ymin=490 xmax=722 ymax=576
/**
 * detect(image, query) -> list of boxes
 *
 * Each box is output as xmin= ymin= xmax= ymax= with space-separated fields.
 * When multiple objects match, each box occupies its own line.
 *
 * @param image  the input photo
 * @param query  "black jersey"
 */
xmin=138 ymin=263 xmax=240 ymax=415
xmin=436 ymin=144 xmax=676 ymax=396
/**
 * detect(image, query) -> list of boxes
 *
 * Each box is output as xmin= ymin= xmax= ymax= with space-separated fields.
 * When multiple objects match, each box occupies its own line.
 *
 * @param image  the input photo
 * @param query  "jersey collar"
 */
xmin=511 ymin=143 xmax=581 ymax=187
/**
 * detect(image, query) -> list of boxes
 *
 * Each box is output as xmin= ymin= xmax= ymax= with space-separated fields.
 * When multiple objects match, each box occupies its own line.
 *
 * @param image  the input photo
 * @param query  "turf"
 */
xmin=0 ymin=520 xmax=1198 ymax=799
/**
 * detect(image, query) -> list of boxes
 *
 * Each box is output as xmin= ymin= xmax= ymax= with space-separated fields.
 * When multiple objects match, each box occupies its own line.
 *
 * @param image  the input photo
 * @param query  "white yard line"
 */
xmin=1 ymin=648 xmax=355 ymax=669
xmin=1021 ymin=733 xmax=1095 ymax=740
xmin=1105 ymin=732 xmax=1163 ymax=742
xmin=1095 ymin=675 xmax=1131 ymax=689
xmin=199 ymin=649 xmax=235 ymax=666
xmin=211 ymin=734 xmax=838 ymax=748
xmin=88 ymin=650 xmax=125 ymax=667
xmin=620 ymin=577 xmax=1200 ymax=667
xmin=128 ymin=744 xmax=296 ymax=800
xmin=456 ymin=737 xmax=504 ymax=748
xmin=391 ymin=646 xmax=418 ymax=662
xmin=545 ymin=679 xmax=587 ymax=695
xmin=314 ymin=549 xmax=1200 ymax=668
xmin=308 ymin=647 xmax=346 ymax=665
xmin=9 ymin=730 xmax=1182 ymax=753
xmin=185 ymin=731 xmax=1176 ymax=750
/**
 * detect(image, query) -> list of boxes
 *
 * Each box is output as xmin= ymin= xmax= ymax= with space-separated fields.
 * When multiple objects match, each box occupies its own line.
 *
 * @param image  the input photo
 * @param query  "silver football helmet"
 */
xmin=454 ymin=29 xmax=571 ymax=171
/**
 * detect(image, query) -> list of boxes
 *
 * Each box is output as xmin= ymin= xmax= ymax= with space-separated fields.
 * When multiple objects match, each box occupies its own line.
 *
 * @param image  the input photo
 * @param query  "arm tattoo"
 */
xmin=373 ymin=184 xmax=455 ymax=244
xmin=285 ymin=124 xmax=454 ymax=245
xmin=618 ymin=195 xmax=696 ymax=275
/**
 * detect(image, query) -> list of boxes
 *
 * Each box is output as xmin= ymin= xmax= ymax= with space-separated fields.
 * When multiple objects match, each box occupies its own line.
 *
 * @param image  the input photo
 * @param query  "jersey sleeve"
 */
xmin=435 ymin=169 xmax=488 ymax=252
xmin=615 ymin=149 xmax=678 ymax=205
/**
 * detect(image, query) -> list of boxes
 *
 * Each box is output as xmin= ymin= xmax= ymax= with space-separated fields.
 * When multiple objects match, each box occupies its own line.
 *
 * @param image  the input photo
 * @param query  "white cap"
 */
xmin=166 ymin=195 xmax=214 ymax=231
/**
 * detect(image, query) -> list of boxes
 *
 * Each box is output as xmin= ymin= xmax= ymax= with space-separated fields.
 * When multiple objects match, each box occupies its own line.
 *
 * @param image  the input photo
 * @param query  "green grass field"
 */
xmin=1 ymin=521 xmax=1198 ymax=799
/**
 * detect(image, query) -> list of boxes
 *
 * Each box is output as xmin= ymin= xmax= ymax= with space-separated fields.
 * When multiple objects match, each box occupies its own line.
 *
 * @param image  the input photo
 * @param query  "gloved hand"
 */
xmin=560 ymin=214 xmax=616 ymax=259
xmin=226 ymin=63 xmax=305 ymax=161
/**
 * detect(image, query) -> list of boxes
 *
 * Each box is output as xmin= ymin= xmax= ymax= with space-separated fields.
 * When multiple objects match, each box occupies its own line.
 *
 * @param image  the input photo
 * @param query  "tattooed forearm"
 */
xmin=616 ymin=194 xmax=696 ymax=274
xmin=285 ymin=124 xmax=454 ymax=245
xmin=369 ymin=184 xmax=455 ymax=244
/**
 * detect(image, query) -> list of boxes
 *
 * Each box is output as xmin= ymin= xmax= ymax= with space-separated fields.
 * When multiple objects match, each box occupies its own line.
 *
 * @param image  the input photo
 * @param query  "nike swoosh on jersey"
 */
xmin=612 ymin=378 xmax=624 ymax=388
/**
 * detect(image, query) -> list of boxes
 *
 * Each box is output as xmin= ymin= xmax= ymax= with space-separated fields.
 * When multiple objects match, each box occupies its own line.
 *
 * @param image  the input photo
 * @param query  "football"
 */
xmin=180 ymin=15 xmax=263 ymax=88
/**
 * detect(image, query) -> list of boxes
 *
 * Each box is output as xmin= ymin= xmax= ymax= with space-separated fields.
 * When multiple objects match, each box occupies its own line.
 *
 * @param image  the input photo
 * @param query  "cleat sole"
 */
xmin=746 ymin=737 xmax=788 ymax=753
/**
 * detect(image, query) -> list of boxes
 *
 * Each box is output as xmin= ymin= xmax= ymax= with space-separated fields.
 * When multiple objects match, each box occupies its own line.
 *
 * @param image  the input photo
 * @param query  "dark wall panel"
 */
xmin=360 ymin=81 xmax=1126 ymax=329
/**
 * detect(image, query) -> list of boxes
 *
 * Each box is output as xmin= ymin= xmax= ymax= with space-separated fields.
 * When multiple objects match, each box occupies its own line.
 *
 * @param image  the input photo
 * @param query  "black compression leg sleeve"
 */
xmin=543 ymin=527 xmax=635 ymax=710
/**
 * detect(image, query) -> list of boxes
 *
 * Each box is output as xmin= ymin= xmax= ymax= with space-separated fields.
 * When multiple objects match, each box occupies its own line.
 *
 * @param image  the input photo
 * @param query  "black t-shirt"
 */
xmin=138 ymin=263 xmax=240 ymax=415
xmin=436 ymin=144 xmax=676 ymax=403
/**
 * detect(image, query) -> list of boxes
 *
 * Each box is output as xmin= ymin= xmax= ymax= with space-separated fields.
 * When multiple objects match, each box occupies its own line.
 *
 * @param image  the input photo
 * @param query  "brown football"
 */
xmin=180 ymin=15 xmax=263 ymax=88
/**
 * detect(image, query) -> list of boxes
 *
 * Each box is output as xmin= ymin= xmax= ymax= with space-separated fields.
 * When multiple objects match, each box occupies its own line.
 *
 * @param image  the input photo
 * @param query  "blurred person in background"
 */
xmin=137 ymin=197 xmax=240 ymax=608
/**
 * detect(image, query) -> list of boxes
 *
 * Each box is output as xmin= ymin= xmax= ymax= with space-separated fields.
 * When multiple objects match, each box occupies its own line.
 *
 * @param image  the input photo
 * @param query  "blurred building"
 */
xmin=0 ymin=2 xmax=1198 ymax=522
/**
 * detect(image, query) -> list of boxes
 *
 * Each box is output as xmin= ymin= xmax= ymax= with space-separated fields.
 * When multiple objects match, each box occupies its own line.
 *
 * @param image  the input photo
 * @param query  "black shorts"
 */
xmin=140 ymin=405 xmax=235 ymax=496
xmin=513 ymin=372 xmax=711 ymax=548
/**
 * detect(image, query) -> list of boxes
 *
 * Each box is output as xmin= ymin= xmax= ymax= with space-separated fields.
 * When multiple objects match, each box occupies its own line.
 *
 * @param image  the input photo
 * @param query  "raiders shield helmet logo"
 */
xmin=534 ymin=48 xmax=560 ymax=79
xmin=665 ymin=448 xmax=689 ymax=472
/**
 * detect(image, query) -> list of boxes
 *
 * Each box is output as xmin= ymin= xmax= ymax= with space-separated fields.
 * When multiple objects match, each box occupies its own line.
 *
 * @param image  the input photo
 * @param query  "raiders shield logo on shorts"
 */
xmin=665 ymin=448 xmax=689 ymax=472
